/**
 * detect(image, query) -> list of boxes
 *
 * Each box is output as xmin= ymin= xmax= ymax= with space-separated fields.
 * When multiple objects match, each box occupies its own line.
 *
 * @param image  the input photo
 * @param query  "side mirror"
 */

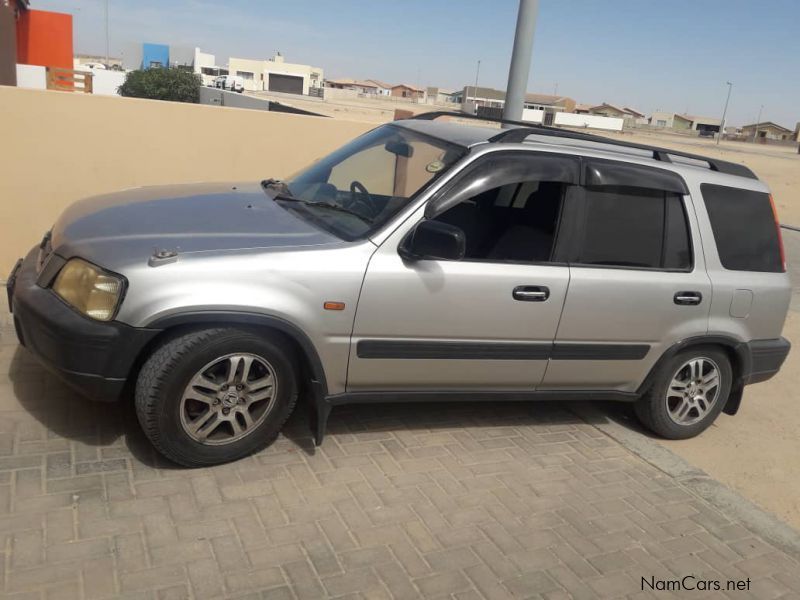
xmin=385 ymin=140 xmax=414 ymax=158
xmin=400 ymin=220 xmax=466 ymax=261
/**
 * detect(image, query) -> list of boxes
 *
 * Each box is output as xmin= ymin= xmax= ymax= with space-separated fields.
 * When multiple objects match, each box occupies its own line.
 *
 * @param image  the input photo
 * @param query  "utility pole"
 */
xmin=502 ymin=0 xmax=539 ymax=123
xmin=104 ymin=0 xmax=110 ymax=66
xmin=752 ymin=104 xmax=763 ymax=143
xmin=717 ymin=81 xmax=732 ymax=145
xmin=472 ymin=59 xmax=481 ymax=114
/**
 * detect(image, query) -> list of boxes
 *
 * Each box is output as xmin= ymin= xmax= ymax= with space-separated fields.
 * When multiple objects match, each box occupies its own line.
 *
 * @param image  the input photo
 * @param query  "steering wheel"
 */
xmin=347 ymin=180 xmax=380 ymax=220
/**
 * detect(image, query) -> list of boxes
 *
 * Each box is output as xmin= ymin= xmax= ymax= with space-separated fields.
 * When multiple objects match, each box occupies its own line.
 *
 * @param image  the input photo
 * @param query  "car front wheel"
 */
xmin=635 ymin=346 xmax=732 ymax=439
xmin=135 ymin=328 xmax=297 ymax=466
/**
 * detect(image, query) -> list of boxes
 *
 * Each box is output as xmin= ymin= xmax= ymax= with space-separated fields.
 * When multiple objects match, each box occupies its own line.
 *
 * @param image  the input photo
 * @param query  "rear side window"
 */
xmin=701 ymin=184 xmax=783 ymax=272
xmin=577 ymin=187 xmax=692 ymax=270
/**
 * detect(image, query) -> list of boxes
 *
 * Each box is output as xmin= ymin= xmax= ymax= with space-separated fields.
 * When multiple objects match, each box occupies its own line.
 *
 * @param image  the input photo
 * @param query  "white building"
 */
xmin=228 ymin=53 xmax=323 ymax=95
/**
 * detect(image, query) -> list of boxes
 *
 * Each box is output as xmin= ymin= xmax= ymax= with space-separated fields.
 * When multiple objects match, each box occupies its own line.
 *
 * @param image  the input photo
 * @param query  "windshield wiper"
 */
xmin=274 ymin=195 xmax=373 ymax=224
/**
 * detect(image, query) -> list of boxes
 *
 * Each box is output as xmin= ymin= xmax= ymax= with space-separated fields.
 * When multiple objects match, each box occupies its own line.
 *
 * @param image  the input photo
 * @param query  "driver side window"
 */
xmin=428 ymin=153 xmax=578 ymax=264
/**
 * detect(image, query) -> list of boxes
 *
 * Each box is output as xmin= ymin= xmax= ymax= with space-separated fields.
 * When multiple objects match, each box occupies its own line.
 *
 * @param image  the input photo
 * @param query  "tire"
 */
xmin=135 ymin=327 xmax=297 ymax=467
xmin=634 ymin=346 xmax=732 ymax=439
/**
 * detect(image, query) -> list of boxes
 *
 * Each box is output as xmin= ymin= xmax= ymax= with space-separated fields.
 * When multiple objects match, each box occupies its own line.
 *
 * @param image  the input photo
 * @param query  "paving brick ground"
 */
xmin=1 ymin=312 xmax=799 ymax=599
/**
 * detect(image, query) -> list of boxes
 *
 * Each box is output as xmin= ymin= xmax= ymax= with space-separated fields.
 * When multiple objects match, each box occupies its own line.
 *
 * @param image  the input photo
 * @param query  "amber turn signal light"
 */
xmin=323 ymin=301 xmax=346 ymax=311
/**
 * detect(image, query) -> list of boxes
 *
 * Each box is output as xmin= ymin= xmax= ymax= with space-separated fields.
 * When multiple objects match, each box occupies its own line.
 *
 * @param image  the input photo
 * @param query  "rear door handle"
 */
xmin=674 ymin=291 xmax=703 ymax=305
xmin=513 ymin=286 xmax=550 ymax=302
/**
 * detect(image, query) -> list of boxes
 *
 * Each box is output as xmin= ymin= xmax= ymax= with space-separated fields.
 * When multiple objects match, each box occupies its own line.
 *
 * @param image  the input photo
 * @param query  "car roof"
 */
xmin=393 ymin=112 xmax=758 ymax=181
xmin=394 ymin=119 xmax=502 ymax=147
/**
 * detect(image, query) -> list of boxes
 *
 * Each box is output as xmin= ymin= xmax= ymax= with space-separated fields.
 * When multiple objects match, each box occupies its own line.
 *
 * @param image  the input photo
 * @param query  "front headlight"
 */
xmin=52 ymin=258 xmax=124 ymax=321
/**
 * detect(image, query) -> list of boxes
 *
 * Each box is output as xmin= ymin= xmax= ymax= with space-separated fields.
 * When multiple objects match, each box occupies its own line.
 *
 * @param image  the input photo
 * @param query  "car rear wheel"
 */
xmin=135 ymin=328 xmax=297 ymax=466
xmin=635 ymin=346 xmax=732 ymax=439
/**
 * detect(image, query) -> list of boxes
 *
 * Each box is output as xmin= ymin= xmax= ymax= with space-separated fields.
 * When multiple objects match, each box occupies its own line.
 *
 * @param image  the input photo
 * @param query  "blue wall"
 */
xmin=141 ymin=43 xmax=169 ymax=69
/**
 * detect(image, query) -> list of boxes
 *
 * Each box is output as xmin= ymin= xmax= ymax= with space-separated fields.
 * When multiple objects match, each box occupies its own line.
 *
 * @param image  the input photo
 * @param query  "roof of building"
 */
xmin=366 ymin=79 xmax=392 ymax=89
xmin=624 ymin=107 xmax=645 ymax=117
xmin=575 ymin=103 xmax=593 ymax=112
xmin=461 ymin=88 xmax=574 ymax=106
xmin=589 ymin=103 xmax=630 ymax=114
xmin=524 ymin=93 xmax=572 ymax=106
xmin=462 ymin=86 xmax=506 ymax=101
xmin=392 ymin=83 xmax=424 ymax=92
xmin=683 ymin=114 xmax=721 ymax=125
xmin=325 ymin=78 xmax=379 ymax=88
xmin=741 ymin=121 xmax=792 ymax=132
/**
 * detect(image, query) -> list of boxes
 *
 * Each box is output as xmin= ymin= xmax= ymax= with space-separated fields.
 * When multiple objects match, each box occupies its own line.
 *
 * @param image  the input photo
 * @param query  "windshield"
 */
xmin=272 ymin=124 xmax=465 ymax=240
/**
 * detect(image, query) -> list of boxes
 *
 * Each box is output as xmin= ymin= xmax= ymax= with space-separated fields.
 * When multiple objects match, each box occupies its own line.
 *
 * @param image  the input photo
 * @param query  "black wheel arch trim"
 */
xmin=146 ymin=310 xmax=329 ymax=399
xmin=636 ymin=335 xmax=752 ymax=415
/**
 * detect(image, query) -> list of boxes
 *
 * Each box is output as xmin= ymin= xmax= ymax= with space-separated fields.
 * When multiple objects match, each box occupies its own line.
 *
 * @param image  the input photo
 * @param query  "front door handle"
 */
xmin=674 ymin=291 xmax=703 ymax=306
xmin=513 ymin=286 xmax=550 ymax=302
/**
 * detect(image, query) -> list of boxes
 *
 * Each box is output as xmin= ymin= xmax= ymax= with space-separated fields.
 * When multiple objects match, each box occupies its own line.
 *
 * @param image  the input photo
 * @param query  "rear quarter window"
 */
xmin=700 ymin=184 xmax=783 ymax=272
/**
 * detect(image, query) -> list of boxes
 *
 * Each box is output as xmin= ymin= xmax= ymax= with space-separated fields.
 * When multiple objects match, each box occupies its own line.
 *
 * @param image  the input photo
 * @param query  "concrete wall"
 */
xmin=15 ymin=63 xmax=46 ymax=89
xmin=142 ymin=43 xmax=169 ymax=69
xmin=650 ymin=112 xmax=675 ymax=128
xmin=169 ymin=45 xmax=195 ymax=68
xmin=521 ymin=108 xmax=544 ymax=124
xmin=0 ymin=85 xmax=373 ymax=270
xmin=121 ymin=43 xmax=143 ymax=71
xmin=0 ymin=1 xmax=17 ymax=86
xmin=554 ymin=112 xmax=623 ymax=131
xmin=92 ymin=70 xmax=126 ymax=96
xmin=16 ymin=9 xmax=73 ymax=70
xmin=228 ymin=57 xmax=264 ymax=91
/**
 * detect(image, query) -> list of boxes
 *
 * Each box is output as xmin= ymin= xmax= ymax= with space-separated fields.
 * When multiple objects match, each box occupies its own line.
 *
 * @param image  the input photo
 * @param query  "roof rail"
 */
xmin=410 ymin=111 xmax=757 ymax=180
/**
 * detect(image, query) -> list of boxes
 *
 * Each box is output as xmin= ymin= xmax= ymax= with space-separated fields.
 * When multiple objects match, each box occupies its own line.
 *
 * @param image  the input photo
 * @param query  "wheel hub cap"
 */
xmin=221 ymin=390 xmax=240 ymax=408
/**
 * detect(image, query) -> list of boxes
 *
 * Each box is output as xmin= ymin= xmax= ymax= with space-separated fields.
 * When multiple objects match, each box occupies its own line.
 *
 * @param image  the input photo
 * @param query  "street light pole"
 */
xmin=502 ymin=0 xmax=539 ymax=123
xmin=717 ymin=81 xmax=732 ymax=145
xmin=753 ymin=104 xmax=763 ymax=143
xmin=472 ymin=59 xmax=481 ymax=114
xmin=104 ymin=0 xmax=110 ymax=66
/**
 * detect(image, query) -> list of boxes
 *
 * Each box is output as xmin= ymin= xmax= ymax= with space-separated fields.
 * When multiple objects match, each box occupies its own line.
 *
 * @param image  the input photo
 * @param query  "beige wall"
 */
xmin=0 ymin=86 xmax=372 ymax=271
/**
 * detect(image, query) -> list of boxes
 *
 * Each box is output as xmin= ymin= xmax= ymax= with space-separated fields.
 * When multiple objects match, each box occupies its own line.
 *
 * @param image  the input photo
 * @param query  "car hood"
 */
xmin=51 ymin=181 xmax=343 ymax=267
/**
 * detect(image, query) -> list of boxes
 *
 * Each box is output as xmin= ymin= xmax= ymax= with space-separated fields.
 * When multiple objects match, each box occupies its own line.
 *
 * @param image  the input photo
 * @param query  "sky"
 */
xmin=32 ymin=0 xmax=800 ymax=128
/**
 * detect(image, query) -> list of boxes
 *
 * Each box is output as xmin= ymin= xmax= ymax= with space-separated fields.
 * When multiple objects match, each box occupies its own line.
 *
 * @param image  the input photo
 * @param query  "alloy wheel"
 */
xmin=179 ymin=353 xmax=278 ymax=445
xmin=665 ymin=356 xmax=721 ymax=426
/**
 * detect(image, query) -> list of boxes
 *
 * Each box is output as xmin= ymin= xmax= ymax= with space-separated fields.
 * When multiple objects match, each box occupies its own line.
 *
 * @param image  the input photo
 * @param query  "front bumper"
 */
xmin=7 ymin=248 xmax=160 ymax=401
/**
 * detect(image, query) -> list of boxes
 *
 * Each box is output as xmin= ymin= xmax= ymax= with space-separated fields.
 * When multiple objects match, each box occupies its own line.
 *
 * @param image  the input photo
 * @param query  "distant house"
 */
xmin=574 ymin=103 xmax=593 ymax=114
xmin=649 ymin=112 xmax=721 ymax=133
xmin=391 ymin=83 xmax=424 ymax=99
xmin=426 ymin=86 xmax=458 ymax=104
xmin=588 ymin=103 xmax=629 ymax=119
xmin=589 ymin=103 xmax=648 ymax=127
xmin=454 ymin=85 xmax=506 ymax=109
xmin=741 ymin=121 xmax=794 ymax=141
xmin=624 ymin=107 xmax=645 ymax=119
xmin=365 ymin=79 xmax=392 ymax=96
xmin=325 ymin=78 xmax=379 ymax=94
xmin=524 ymin=93 xmax=576 ymax=114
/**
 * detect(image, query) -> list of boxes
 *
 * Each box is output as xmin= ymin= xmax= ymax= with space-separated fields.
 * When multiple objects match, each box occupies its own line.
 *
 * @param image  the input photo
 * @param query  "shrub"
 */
xmin=118 ymin=68 xmax=201 ymax=103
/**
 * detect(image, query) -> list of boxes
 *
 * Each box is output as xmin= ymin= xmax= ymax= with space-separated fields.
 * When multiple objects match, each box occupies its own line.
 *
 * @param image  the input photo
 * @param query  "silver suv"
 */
xmin=7 ymin=112 xmax=791 ymax=466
